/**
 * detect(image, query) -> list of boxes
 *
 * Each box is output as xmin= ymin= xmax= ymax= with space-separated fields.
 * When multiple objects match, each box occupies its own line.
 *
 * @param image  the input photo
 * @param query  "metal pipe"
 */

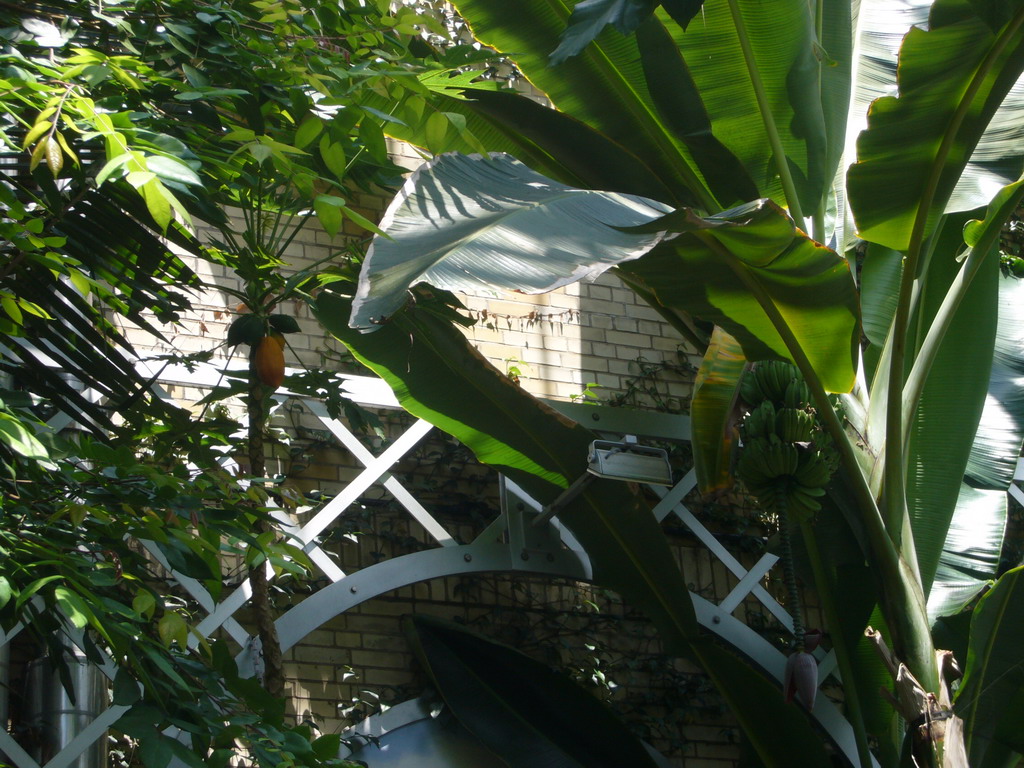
xmin=25 ymin=647 xmax=108 ymax=768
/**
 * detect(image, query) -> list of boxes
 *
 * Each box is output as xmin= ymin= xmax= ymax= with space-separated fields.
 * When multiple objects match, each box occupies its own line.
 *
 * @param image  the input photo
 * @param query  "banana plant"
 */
xmin=319 ymin=0 xmax=1024 ymax=765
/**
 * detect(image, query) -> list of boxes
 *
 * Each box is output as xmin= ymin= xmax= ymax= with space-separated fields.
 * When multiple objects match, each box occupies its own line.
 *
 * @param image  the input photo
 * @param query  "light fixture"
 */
xmin=532 ymin=438 xmax=673 ymax=527
xmin=586 ymin=439 xmax=673 ymax=485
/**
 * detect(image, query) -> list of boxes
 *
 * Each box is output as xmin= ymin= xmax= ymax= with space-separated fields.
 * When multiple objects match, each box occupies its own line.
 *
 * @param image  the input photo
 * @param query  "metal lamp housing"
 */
xmin=586 ymin=440 xmax=673 ymax=486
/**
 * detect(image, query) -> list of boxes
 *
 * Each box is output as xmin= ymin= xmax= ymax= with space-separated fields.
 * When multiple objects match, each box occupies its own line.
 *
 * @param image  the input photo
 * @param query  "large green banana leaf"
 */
xmin=449 ymin=0 xmax=707 ymax=206
xmin=928 ymin=271 xmax=1024 ymax=619
xmin=402 ymin=614 xmax=660 ymax=768
xmin=929 ymin=486 xmax=1007 ymax=619
xmin=350 ymin=152 xmax=858 ymax=392
xmin=654 ymin=0 xmax=837 ymax=215
xmin=833 ymin=0 xmax=1024 ymax=252
xmin=633 ymin=17 xmax=758 ymax=209
xmin=348 ymin=153 xmax=672 ymax=330
xmin=847 ymin=1 xmax=1024 ymax=252
xmin=955 ymin=565 xmax=1024 ymax=768
xmin=690 ymin=327 xmax=746 ymax=493
xmin=619 ymin=203 xmax=859 ymax=393
xmin=962 ymin=270 xmax=1024 ymax=491
xmin=896 ymin=178 xmax=1024 ymax=613
xmin=449 ymin=0 xmax=845 ymax=216
xmin=905 ymin=215 xmax=998 ymax=597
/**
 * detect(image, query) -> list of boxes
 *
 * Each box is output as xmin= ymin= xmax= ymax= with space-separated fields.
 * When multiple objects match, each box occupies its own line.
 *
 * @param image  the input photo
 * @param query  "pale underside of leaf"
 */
xmin=350 ymin=152 xmax=672 ymax=330
xmin=928 ymin=272 xmax=1024 ymax=620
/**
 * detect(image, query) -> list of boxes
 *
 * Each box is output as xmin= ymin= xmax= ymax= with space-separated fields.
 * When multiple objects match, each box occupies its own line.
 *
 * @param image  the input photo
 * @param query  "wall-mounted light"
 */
xmin=532 ymin=438 xmax=673 ymax=527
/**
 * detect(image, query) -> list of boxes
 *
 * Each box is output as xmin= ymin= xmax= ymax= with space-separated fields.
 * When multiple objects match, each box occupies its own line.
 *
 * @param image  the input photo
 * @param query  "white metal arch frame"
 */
xmin=1 ymin=364 xmax=878 ymax=768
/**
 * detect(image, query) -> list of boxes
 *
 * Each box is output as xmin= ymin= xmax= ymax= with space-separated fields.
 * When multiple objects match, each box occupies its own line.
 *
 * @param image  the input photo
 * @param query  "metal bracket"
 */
xmin=531 ymin=473 xmax=595 ymax=528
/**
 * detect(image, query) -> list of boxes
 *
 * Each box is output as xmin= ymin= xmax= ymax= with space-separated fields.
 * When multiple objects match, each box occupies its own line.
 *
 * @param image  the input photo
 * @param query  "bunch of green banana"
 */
xmin=736 ymin=361 xmax=837 ymax=521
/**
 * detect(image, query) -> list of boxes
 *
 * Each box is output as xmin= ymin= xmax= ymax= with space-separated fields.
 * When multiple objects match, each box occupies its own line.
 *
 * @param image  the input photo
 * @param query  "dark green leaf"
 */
xmin=113 ymin=667 xmax=141 ymax=705
xmin=137 ymin=731 xmax=174 ymax=768
xmin=551 ymin=0 xmax=656 ymax=65
xmin=226 ymin=314 xmax=265 ymax=346
xmin=659 ymin=0 xmax=705 ymax=30
xmin=268 ymin=314 xmax=301 ymax=334
xmin=956 ymin=566 xmax=1024 ymax=766
xmin=654 ymin=0 xmax=833 ymax=212
xmin=634 ymin=17 xmax=758 ymax=208
xmin=404 ymin=615 xmax=659 ymax=768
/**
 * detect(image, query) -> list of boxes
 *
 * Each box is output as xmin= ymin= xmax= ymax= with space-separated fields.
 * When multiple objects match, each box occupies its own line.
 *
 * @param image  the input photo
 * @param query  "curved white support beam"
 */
xmin=256 ymin=538 xmax=592 ymax=662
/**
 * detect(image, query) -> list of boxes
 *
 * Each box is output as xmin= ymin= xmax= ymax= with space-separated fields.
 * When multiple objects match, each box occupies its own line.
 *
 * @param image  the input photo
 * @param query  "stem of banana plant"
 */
xmin=725 ymin=0 xmax=804 ymax=224
xmin=799 ymin=518 xmax=873 ymax=768
xmin=694 ymin=232 xmax=940 ymax=691
xmin=777 ymin=494 xmax=804 ymax=647
xmin=811 ymin=205 xmax=826 ymax=245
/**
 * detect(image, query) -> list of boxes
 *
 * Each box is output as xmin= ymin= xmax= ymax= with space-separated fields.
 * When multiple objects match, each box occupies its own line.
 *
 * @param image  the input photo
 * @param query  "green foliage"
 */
xmin=0 ymin=0 xmax=445 ymax=432
xmin=0 ymin=395 xmax=355 ymax=767
xmin=0 ymin=0 xmax=442 ymax=766
xmin=956 ymin=565 xmax=1024 ymax=767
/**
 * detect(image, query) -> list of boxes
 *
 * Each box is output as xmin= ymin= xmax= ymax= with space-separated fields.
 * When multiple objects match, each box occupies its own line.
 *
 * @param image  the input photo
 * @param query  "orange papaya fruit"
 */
xmin=254 ymin=335 xmax=285 ymax=388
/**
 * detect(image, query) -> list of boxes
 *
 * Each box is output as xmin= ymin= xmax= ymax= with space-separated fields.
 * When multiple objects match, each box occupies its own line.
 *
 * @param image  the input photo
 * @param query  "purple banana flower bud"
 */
xmin=784 ymin=651 xmax=818 ymax=709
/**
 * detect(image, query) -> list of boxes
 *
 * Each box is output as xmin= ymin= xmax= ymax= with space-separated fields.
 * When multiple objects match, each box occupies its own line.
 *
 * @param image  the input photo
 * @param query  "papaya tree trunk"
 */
xmin=247 ymin=353 xmax=285 ymax=698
